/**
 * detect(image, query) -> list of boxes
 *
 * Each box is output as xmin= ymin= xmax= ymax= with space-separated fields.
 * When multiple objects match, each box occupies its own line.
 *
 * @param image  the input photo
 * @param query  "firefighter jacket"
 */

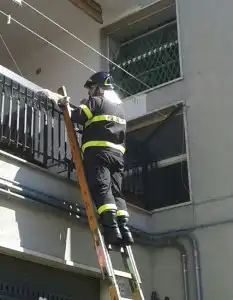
xmin=71 ymin=94 xmax=126 ymax=154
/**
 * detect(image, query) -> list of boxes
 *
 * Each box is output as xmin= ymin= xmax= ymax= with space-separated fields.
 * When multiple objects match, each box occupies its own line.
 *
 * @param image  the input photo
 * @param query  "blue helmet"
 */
xmin=84 ymin=71 xmax=114 ymax=90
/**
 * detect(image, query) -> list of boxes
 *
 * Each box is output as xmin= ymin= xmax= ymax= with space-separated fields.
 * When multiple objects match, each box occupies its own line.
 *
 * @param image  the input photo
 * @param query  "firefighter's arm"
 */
xmin=71 ymin=98 xmax=96 ymax=127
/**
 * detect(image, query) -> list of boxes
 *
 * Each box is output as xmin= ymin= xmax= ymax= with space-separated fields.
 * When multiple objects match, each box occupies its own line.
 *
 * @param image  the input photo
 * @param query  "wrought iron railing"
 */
xmin=0 ymin=69 xmax=75 ymax=177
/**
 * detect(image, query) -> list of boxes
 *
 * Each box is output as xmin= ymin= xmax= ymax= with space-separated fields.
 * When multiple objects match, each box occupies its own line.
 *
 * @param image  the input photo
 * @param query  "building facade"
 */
xmin=0 ymin=0 xmax=233 ymax=299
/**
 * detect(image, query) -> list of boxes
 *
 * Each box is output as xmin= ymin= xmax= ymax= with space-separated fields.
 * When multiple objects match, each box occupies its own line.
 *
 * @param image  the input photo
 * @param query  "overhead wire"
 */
xmin=0 ymin=32 xmax=23 ymax=76
xmin=0 ymin=6 xmax=166 ymax=117
xmin=19 ymin=1 xmax=167 ymax=117
xmin=0 ymin=9 xmax=131 ymax=96
xmin=21 ymin=0 xmax=152 ymax=91
xmin=0 ymin=10 xmax=96 ymax=72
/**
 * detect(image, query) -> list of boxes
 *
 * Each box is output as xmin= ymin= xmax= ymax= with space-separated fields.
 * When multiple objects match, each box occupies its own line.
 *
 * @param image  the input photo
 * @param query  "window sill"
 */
xmin=127 ymin=201 xmax=192 ymax=215
xmin=123 ymin=76 xmax=184 ymax=102
xmin=150 ymin=200 xmax=192 ymax=214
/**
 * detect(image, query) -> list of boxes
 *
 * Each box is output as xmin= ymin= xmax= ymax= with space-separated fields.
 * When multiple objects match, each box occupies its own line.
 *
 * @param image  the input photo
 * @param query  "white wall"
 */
xmin=1 ymin=0 xmax=224 ymax=299
xmin=0 ymin=150 xmax=153 ymax=298
xmin=0 ymin=0 xmax=102 ymax=102
xmin=0 ymin=0 xmax=164 ymax=104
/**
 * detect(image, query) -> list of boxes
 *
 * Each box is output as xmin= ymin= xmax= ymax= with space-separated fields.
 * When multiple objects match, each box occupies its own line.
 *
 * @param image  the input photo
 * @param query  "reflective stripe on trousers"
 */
xmin=116 ymin=210 xmax=129 ymax=217
xmin=97 ymin=204 xmax=117 ymax=214
xmin=82 ymin=141 xmax=125 ymax=154
xmin=97 ymin=204 xmax=129 ymax=217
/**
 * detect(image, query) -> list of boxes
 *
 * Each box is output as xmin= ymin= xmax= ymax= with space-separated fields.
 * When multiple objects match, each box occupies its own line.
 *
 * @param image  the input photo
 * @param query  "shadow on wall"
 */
xmin=0 ymin=157 xmax=97 ymax=269
xmin=0 ymin=252 xmax=100 ymax=300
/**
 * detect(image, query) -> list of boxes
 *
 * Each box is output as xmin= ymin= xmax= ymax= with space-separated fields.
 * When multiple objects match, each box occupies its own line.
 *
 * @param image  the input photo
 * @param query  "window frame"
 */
xmin=124 ymin=100 xmax=193 ymax=213
xmin=101 ymin=0 xmax=184 ymax=99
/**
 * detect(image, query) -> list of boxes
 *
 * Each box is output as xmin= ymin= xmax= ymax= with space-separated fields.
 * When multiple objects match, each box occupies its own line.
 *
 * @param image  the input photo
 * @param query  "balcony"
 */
xmin=0 ymin=65 xmax=190 ymax=212
xmin=0 ymin=66 xmax=75 ymax=177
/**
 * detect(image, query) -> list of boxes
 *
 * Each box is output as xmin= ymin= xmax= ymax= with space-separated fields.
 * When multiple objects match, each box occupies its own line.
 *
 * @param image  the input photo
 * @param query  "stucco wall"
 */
xmin=1 ymin=0 xmax=233 ymax=299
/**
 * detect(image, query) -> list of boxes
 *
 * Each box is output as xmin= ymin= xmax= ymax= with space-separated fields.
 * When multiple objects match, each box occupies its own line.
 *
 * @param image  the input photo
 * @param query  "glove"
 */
xmin=67 ymin=104 xmax=74 ymax=117
xmin=36 ymin=89 xmax=70 ymax=106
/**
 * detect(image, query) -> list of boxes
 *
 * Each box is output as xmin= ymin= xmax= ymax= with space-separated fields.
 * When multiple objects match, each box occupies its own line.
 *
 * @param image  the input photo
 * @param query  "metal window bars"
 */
xmin=109 ymin=21 xmax=180 ymax=98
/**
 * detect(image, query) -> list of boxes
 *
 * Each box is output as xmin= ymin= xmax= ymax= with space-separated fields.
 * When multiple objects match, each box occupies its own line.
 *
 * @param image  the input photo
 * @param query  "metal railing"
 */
xmin=0 ymin=71 xmax=75 ymax=177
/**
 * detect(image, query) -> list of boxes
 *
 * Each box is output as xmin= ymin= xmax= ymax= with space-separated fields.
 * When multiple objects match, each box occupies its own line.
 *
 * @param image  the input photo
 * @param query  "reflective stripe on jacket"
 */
xmin=71 ymin=96 xmax=126 ymax=154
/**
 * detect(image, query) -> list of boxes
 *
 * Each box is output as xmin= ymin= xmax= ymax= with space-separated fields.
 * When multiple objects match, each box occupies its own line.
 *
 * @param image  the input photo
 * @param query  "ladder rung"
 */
xmin=114 ymin=269 xmax=132 ymax=279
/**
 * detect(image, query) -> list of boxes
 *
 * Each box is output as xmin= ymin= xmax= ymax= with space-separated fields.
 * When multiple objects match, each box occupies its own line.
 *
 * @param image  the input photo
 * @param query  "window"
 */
xmin=104 ymin=0 xmax=181 ymax=98
xmin=122 ymin=103 xmax=191 ymax=211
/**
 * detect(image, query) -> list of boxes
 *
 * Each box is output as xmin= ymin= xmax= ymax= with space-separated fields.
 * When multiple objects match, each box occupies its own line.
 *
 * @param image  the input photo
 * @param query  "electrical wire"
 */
xmin=0 ymin=8 xmax=166 ymax=117
xmin=0 ymin=10 xmax=96 ymax=72
xmin=21 ymin=0 xmax=152 ymax=90
xmin=0 ymin=32 xmax=23 ymax=76
xmin=0 ymin=10 xmax=131 ymax=96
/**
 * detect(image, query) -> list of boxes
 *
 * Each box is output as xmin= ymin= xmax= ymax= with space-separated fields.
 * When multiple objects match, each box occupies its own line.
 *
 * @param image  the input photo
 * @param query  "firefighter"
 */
xmin=70 ymin=71 xmax=134 ymax=246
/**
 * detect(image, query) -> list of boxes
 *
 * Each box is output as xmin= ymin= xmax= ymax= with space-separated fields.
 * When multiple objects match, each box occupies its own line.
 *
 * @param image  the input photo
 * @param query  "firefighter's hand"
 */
xmin=36 ymin=89 xmax=70 ymax=106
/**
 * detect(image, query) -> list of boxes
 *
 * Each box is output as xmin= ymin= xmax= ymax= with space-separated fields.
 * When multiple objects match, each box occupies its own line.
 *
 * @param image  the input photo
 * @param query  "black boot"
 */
xmin=100 ymin=210 xmax=123 ymax=246
xmin=117 ymin=216 xmax=134 ymax=246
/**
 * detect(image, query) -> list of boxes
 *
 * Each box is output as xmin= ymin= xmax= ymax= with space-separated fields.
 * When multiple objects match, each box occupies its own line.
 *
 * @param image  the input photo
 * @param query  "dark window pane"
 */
xmin=125 ymin=113 xmax=185 ymax=168
xmin=146 ymin=161 xmax=190 ymax=210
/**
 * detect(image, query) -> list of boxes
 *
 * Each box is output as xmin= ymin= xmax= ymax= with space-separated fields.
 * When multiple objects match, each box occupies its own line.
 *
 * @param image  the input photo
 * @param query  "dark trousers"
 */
xmin=83 ymin=148 xmax=128 ymax=216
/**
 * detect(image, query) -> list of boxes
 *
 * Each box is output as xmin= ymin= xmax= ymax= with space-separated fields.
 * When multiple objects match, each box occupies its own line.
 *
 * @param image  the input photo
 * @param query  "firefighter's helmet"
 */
xmin=84 ymin=71 xmax=114 ymax=90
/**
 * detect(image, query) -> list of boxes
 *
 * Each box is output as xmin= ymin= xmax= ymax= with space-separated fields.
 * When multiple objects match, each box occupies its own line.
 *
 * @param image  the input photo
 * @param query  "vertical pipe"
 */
xmin=187 ymin=234 xmax=203 ymax=300
xmin=140 ymin=238 xmax=190 ymax=300
xmin=169 ymin=240 xmax=189 ymax=300
xmin=181 ymin=253 xmax=189 ymax=300
xmin=149 ymin=230 xmax=203 ymax=300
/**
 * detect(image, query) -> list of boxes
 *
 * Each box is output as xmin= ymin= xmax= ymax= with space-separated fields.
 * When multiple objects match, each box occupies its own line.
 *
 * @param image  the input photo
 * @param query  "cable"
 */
xmin=0 ymin=10 xmax=131 ymax=96
xmin=0 ymin=32 xmax=23 ymax=76
xmin=0 ymin=10 xmax=95 ymax=72
xmin=0 ymin=10 xmax=166 ymax=117
xmin=21 ymin=0 xmax=151 ymax=90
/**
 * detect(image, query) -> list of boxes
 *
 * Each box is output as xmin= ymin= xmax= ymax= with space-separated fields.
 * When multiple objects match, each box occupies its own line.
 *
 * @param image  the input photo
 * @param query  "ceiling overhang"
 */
xmin=68 ymin=0 xmax=103 ymax=24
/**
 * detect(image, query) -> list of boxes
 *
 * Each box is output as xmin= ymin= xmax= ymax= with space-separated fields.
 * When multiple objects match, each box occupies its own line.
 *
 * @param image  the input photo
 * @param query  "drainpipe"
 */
xmin=140 ymin=230 xmax=203 ymax=300
xmin=136 ymin=237 xmax=190 ymax=300
xmin=187 ymin=233 xmax=202 ymax=300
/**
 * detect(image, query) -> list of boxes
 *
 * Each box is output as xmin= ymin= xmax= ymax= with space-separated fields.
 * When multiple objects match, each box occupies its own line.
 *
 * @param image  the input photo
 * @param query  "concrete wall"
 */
xmin=0 ymin=0 xmax=157 ymax=103
xmin=0 ymin=151 xmax=152 ymax=299
xmin=144 ymin=0 xmax=233 ymax=299
xmin=1 ymin=0 xmax=233 ymax=299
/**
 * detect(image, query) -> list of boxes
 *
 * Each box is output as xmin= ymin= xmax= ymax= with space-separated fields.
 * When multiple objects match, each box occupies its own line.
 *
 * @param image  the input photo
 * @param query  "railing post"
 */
xmin=43 ymin=97 xmax=48 ymax=167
